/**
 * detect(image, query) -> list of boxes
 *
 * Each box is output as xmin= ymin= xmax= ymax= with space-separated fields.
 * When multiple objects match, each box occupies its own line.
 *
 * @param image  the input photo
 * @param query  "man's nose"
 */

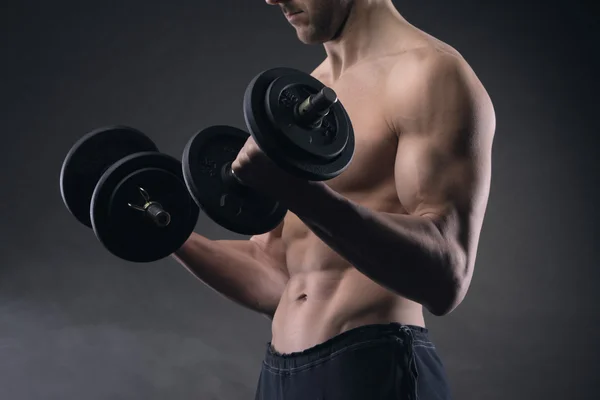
xmin=265 ymin=0 xmax=285 ymax=5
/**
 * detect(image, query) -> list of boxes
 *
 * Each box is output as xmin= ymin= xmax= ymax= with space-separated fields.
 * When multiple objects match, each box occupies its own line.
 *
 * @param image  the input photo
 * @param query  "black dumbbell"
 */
xmin=60 ymin=126 xmax=199 ymax=262
xmin=244 ymin=67 xmax=355 ymax=180
xmin=181 ymin=67 xmax=355 ymax=236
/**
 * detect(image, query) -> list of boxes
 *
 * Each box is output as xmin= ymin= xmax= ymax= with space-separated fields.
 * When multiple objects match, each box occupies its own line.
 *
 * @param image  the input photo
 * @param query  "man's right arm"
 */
xmin=172 ymin=223 xmax=288 ymax=318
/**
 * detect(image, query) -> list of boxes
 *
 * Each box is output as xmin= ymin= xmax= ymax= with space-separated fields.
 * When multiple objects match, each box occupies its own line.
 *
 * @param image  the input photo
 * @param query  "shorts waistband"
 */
xmin=263 ymin=323 xmax=429 ymax=370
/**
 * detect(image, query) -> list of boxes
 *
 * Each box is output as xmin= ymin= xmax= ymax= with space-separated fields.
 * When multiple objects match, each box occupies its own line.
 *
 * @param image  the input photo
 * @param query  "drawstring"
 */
xmin=399 ymin=326 xmax=419 ymax=400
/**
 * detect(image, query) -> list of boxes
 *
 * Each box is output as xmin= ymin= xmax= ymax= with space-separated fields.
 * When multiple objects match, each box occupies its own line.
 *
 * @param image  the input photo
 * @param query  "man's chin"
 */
xmin=297 ymin=36 xmax=318 ymax=45
xmin=295 ymin=29 xmax=327 ymax=45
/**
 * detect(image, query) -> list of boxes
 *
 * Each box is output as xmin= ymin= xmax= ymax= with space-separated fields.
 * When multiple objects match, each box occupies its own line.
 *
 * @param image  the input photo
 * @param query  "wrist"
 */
xmin=283 ymin=180 xmax=344 ymax=221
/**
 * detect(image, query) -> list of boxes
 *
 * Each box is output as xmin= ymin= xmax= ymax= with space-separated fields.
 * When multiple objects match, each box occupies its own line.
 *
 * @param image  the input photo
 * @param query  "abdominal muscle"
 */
xmin=270 ymin=216 xmax=426 ymax=354
xmin=269 ymin=58 xmax=427 ymax=353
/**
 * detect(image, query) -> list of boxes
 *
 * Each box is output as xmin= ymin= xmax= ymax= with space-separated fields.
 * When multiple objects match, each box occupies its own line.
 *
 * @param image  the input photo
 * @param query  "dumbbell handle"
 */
xmin=222 ymin=162 xmax=248 ymax=193
xmin=145 ymin=202 xmax=172 ymax=227
xmin=128 ymin=187 xmax=172 ymax=227
xmin=295 ymin=87 xmax=338 ymax=128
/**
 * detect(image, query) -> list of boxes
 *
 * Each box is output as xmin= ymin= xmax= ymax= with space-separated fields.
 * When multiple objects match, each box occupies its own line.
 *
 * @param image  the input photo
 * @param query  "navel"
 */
xmin=296 ymin=293 xmax=308 ymax=302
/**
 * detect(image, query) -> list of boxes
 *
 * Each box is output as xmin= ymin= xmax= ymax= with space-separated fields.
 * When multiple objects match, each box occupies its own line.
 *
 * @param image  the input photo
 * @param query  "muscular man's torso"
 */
xmin=271 ymin=29 xmax=474 ymax=354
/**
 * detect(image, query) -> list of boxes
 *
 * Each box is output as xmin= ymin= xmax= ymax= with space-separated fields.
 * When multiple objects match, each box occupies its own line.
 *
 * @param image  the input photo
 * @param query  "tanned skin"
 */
xmin=174 ymin=0 xmax=495 ymax=354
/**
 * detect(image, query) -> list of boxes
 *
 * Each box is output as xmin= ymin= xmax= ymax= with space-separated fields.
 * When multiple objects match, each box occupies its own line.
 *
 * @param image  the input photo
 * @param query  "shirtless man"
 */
xmin=174 ymin=0 xmax=495 ymax=398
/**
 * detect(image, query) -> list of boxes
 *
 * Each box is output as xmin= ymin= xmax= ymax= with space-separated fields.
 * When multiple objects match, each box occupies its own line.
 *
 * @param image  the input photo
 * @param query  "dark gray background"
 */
xmin=1 ymin=1 xmax=598 ymax=399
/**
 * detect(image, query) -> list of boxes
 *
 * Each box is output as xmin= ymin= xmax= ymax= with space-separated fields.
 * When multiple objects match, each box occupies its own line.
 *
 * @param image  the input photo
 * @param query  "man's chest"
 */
xmin=319 ymin=72 xmax=399 ymax=195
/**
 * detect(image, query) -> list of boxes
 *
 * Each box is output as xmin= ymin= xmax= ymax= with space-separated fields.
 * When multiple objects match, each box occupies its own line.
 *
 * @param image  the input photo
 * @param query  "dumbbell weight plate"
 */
xmin=182 ymin=125 xmax=287 ymax=235
xmin=91 ymin=152 xmax=199 ymax=262
xmin=243 ymin=67 xmax=355 ymax=181
xmin=60 ymin=126 xmax=159 ymax=228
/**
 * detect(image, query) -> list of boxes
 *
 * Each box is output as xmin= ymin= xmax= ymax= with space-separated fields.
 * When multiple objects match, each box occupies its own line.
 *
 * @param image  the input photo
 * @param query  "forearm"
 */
xmin=284 ymin=182 xmax=464 ymax=315
xmin=173 ymin=233 xmax=287 ymax=316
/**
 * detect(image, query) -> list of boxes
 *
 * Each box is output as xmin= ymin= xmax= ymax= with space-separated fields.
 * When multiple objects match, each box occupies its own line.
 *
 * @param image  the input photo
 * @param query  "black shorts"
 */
xmin=254 ymin=323 xmax=452 ymax=400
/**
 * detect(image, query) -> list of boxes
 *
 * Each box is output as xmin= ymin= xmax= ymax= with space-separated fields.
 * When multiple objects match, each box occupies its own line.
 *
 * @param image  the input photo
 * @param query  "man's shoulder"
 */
xmin=387 ymin=42 xmax=491 ymax=111
xmin=384 ymin=41 xmax=495 ymax=137
xmin=389 ymin=42 xmax=470 ymax=86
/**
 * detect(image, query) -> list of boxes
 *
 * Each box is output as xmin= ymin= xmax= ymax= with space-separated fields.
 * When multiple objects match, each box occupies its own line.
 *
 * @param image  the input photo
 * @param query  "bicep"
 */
xmin=394 ymin=127 xmax=492 ymax=286
xmin=394 ymin=130 xmax=489 ymax=221
xmin=392 ymin=59 xmax=495 ymax=258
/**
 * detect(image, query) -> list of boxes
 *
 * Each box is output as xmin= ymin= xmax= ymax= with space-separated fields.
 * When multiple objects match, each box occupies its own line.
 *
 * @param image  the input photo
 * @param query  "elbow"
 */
xmin=428 ymin=285 xmax=463 ymax=316
xmin=428 ymin=260 xmax=470 ymax=317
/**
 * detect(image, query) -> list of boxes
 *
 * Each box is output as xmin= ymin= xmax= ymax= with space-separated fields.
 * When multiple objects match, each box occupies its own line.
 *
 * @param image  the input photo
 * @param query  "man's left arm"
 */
xmin=284 ymin=55 xmax=496 ymax=316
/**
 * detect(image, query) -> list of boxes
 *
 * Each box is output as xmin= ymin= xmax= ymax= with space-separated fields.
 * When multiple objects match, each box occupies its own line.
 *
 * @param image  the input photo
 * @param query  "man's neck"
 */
xmin=323 ymin=0 xmax=407 ymax=80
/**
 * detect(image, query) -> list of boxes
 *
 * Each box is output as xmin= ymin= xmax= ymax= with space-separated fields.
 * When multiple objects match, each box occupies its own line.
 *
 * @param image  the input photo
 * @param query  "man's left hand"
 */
xmin=230 ymin=136 xmax=308 ymax=202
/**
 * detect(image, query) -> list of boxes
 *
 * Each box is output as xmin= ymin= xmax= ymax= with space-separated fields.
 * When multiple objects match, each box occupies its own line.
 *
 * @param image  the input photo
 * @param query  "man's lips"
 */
xmin=285 ymin=10 xmax=303 ymax=19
